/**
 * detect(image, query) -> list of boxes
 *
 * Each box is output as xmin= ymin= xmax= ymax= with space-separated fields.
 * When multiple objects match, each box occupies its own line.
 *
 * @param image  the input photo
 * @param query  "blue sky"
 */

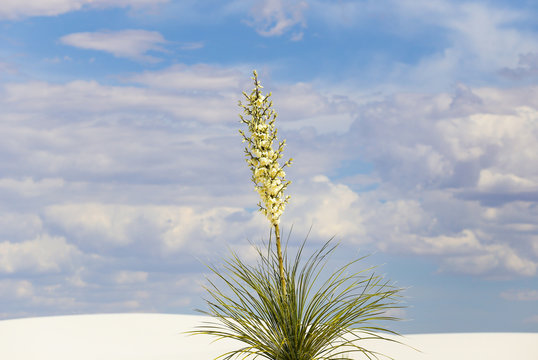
xmin=1 ymin=0 xmax=538 ymax=334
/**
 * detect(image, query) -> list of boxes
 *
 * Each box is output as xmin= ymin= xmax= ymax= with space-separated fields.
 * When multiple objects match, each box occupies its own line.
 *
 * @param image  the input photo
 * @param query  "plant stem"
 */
xmin=274 ymin=223 xmax=287 ymax=297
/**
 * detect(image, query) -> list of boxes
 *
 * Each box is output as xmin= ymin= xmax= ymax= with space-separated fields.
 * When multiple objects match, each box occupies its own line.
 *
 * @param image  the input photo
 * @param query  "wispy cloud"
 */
xmin=127 ymin=64 xmax=242 ymax=91
xmin=305 ymin=0 xmax=538 ymax=91
xmin=60 ymin=30 xmax=168 ymax=62
xmin=404 ymin=1 xmax=538 ymax=85
xmin=2 ymin=77 xmax=238 ymax=123
xmin=0 ymin=60 xmax=18 ymax=75
xmin=179 ymin=41 xmax=204 ymax=50
xmin=0 ymin=0 xmax=168 ymax=20
xmin=246 ymin=0 xmax=308 ymax=37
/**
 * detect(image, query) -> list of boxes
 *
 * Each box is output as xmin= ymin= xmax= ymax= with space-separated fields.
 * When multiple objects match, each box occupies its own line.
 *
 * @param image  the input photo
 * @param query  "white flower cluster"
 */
xmin=239 ymin=70 xmax=292 ymax=226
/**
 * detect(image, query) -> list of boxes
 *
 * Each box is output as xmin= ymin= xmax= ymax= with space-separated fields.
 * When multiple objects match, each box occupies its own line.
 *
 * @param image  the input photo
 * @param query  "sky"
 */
xmin=0 ymin=0 xmax=537 ymax=335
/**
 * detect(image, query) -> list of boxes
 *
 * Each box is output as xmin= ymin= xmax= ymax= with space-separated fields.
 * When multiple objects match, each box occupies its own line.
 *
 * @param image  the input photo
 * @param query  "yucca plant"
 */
xmin=191 ymin=71 xmax=405 ymax=360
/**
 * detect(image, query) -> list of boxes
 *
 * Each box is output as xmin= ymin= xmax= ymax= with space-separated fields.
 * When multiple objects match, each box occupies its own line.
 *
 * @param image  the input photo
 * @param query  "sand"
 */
xmin=0 ymin=313 xmax=537 ymax=359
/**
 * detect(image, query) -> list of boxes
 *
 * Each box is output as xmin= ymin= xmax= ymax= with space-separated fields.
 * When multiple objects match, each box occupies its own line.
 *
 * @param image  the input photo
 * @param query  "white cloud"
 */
xmin=367 ymin=200 xmax=538 ymax=277
xmin=397 ymin=1 xmax=538 ymax=89
xmin=286 ymin=175 xmax=367 ymax=242
xmin=353 ymin=87 xmax=538 ymax=195
xmin=344 ymin=84 xmax=538 ymax=277
xmin=500 ymin=52 xmax=538 ymax=80
xmin=0 ymin=212 xmax=43 ymax=242
xmin=60 ymin=30 xmax=168 ymax=62
xmin=1 ymin=59 xmax=538 ymax=292
xmin=9 ymin=72 xmax=531 ymax=278
xmin=305 ymin=0 xmax=538 ymax=91
xmin=268 ymin=173 xmax=538 ymax=277
xmin=0 ymin=0 xmax=168 ymax=19
xmin=0 ymin=177 xmax=65 ymax=197
xmin=45 ymin=203 xmax=263 ymax=255
xmin=2 ymin=0 xmax=538 ymax=324
xmin=408 ymin=230 xmax=481 ymax=256
xmin=441 ymin=3 xmax=532 ymax=69
xmin=477 ymin=170 xmax=538 ymax=193
xmin=307 ymin=0 xmax=365 ymax=27
xmin=246 ymin=0 xmax=308 ymax=37
xmin=0 ymin=235 xmax=81 ymax=274
xmin=271 ymin=81 xmax=358 ymax=134
xmin=0 ymin=279 xmax=34 ymax=299
xmin=114 ymin=271 xmax=148 ymax=284
xmin=2 ymin=77 xmax=238 ymax=124
xmin=128 ymin=64 xmax=242 ymax=91
xmin=0 ymin=0 xmax=87 ymax=19
xmin=45 ymin=203 xmax=138 ymax=247
xmin=440 ymin=240 xmax=537 ymax=277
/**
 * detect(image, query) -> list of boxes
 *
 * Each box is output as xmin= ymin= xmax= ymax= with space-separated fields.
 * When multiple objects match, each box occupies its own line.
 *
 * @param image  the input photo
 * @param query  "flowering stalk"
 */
xmin=192 ymin=70 xmax=407 ymax=360
xmin=239 ymin=70 xmax=292 ymax=296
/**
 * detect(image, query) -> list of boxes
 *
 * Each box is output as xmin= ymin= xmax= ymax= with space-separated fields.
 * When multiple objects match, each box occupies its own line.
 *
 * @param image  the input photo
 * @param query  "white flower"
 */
xmin=259 ymin=157 xmax=270 ymax=167
xmin=239 ymin=71 xmax=292 ymax=226
xmin=254 ymin=167 xmax=266 ymax=178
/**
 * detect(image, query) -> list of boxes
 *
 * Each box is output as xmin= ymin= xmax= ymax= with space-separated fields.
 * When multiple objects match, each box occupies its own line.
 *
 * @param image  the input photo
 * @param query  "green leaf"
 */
xmin=189 ymin=234 xmax=408 ymax=360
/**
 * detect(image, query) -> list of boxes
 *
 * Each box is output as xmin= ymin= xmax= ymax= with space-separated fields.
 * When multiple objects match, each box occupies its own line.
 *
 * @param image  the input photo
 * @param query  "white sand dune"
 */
xmin=0 ymin=313 xmax=537 ymax=360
